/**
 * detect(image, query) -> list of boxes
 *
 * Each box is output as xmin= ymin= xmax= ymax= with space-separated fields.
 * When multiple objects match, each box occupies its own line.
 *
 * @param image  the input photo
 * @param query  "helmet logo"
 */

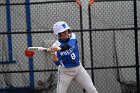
xmin=62 ymin=24 xmax=66 ymax=28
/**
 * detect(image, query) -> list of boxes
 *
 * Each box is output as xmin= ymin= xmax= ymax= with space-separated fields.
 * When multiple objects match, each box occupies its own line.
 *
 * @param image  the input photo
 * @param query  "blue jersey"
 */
xmin=52 ymin=33 xmax=80 ymax=68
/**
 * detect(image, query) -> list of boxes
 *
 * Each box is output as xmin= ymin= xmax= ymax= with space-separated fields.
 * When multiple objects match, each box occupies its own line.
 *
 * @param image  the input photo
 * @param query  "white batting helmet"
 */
xmin=53 ymin=21 xmax=70 ymax=35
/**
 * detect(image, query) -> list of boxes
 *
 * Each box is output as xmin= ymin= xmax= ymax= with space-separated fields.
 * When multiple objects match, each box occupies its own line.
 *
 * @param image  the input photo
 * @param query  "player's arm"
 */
xmin=50 ymin=42 xmax=70 ymax=51
xmin=59 ymin=33 xmax=77 ymax=51
xmin=50 ymin=33 xmax=77 ymax=51
xmin=51 ymin=52 xmax=58 ymax=62
xmin=49 ymin=51 xmax=61 ymax=66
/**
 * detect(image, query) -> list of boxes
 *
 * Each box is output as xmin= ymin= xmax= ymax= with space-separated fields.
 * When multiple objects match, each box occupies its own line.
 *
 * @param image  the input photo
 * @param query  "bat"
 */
xmin=25 ymin=47 xmax=52 ymax=57
xmin=28 ymin=47 xmax=52 ymax=51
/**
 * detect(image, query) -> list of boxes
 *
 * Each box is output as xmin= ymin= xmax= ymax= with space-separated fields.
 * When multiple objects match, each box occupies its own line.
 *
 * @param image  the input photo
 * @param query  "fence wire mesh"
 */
xmin=0 ymin=0 xmax=140 ymax=93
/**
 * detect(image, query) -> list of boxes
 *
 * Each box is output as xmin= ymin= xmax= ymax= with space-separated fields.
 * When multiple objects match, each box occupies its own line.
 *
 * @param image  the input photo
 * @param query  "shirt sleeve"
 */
xmin=59 ymin=33 xmax=77 ymax=51
xmin=51 ymin=41 xmax=61 ymax=66
xmin=68 ymin=32 xmax=77 ymax=47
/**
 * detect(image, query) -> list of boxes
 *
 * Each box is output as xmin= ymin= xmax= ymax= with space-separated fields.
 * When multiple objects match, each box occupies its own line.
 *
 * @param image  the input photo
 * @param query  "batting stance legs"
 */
xmin=56 ymin=64 xmax=98 ymax=93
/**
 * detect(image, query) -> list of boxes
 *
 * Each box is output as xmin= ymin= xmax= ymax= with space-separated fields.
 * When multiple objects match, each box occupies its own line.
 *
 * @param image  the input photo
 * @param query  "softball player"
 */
xmin=49 ymin=21 xmax=98 ymax=93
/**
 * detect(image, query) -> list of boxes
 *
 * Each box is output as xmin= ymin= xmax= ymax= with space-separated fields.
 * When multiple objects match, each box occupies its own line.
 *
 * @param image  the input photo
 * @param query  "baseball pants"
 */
xmin=56 ymin=64 xmax=98 ymax=93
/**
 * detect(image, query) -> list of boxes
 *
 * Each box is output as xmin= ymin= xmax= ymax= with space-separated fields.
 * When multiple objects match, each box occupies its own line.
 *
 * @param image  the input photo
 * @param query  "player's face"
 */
xmin=59 ymin=30 xmax=69 ymax=40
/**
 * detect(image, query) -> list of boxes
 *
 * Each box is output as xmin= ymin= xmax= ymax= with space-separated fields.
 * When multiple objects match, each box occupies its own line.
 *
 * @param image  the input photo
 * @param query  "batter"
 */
xmin=49 ymin=21 xmax=98 ymax=93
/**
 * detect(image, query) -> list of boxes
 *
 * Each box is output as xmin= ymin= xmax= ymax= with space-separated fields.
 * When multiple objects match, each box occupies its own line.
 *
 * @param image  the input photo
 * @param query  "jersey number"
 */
xmin=71 ymin=53 xmax=76 ymax=60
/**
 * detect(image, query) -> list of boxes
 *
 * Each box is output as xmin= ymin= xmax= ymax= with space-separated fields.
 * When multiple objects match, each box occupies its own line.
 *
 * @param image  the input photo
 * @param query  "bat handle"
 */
xmin=28 ymin=47 xmax=52 ymax=51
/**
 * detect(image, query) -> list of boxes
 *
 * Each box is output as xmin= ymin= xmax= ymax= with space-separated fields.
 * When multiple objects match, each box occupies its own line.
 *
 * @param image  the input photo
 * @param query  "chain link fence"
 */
xmin=0 ymin=0 xmax=140 ymax=93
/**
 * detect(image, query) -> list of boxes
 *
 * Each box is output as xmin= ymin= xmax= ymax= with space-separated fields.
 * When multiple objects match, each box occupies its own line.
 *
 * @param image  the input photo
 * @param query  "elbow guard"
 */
xmin=60 ymin=44 xmax=70 ymax=51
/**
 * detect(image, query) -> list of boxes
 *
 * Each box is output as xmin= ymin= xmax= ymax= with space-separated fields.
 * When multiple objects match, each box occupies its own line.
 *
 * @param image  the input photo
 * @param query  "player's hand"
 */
xmin=49 ymin=50 xmax=56 ymax=55
xmin=48 ymin=46 xmax=61 ymax=55
xmin=52 ymin=46 xmax=61 ymax=51
xmin=47 ymin=47 xmax=55 ymax=54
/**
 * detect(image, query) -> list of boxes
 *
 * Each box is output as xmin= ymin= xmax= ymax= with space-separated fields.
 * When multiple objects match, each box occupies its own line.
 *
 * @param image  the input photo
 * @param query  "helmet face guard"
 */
xmin=53 ymin=21 xmax=70 ymax=35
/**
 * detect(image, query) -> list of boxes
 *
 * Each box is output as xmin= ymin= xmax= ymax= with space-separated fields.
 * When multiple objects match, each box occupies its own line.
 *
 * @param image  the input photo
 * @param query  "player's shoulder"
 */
xmin=70 ymin=32 xmax=76 ymax=39
xmin=52 ymin=40 xmax=61 ymax=47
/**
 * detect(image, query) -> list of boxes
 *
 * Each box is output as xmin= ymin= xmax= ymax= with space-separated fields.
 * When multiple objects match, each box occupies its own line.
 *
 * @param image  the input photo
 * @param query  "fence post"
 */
xmin=25 ymin=0 xmax=35 ymax=91
xmin=133 ymin=0 xmax=139 ymax=93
